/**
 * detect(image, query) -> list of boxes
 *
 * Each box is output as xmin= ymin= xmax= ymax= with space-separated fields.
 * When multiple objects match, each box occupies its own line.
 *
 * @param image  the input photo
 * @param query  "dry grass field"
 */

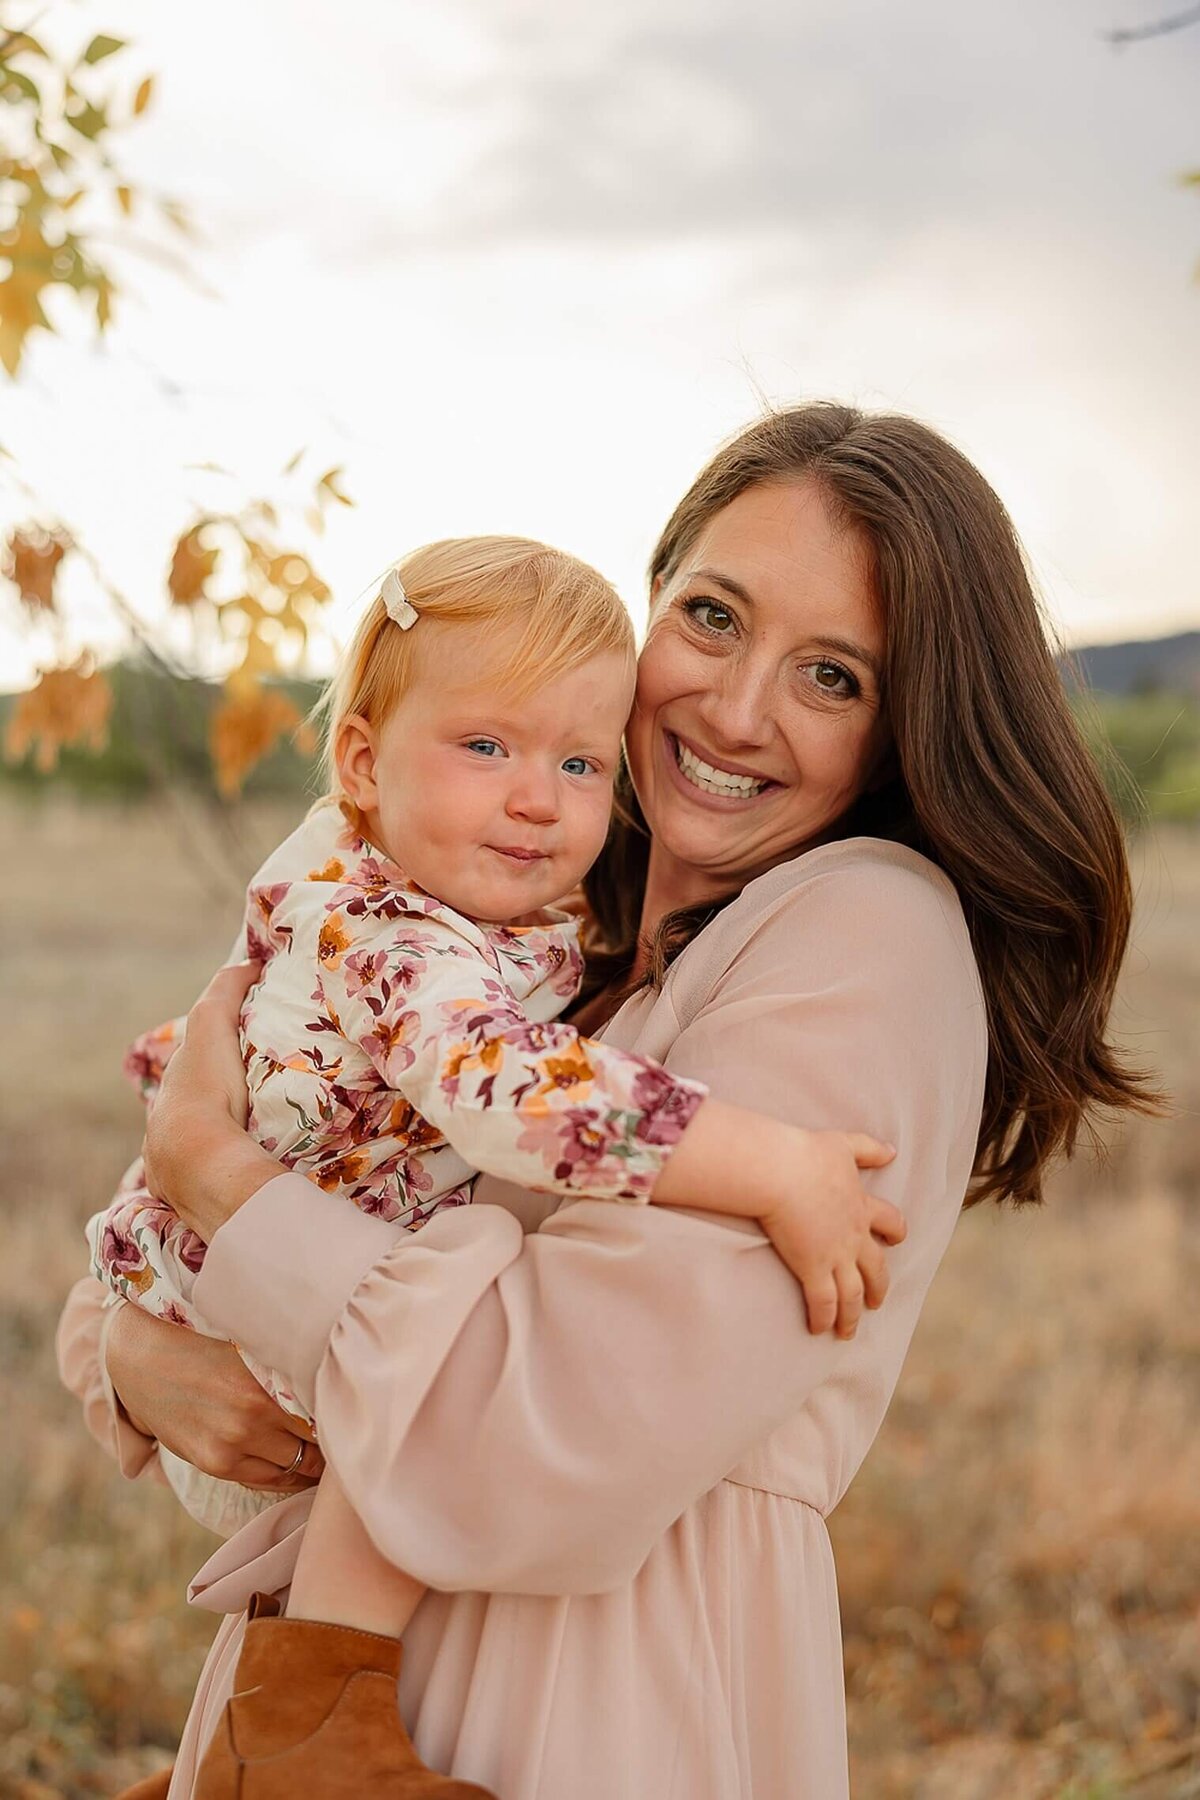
xmin=1 ymin=793 xmax=1197 ymax=1799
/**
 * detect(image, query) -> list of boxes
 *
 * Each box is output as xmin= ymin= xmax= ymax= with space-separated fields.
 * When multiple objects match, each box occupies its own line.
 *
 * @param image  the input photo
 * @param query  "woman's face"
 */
xmin=626 ymin=479 xmax=890 ymax=904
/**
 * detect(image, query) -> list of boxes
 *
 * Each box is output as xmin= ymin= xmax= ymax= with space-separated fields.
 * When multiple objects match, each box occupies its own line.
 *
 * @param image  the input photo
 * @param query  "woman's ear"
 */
xmin=334 ymin=714 xmax=380 ymax=812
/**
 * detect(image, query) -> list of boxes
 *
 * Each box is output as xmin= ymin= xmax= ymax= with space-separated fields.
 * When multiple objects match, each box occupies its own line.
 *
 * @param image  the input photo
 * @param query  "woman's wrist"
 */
xmin=148 ymin=1103 xmax=282 ymax=1243
xmin=103 ymin=1303 xmax=157 ymax=1440
xmin=181 ymin=1109 xmax=281 ymax=1240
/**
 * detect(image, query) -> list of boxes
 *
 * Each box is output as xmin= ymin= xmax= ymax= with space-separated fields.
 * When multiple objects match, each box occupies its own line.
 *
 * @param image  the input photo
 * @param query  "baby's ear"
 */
xmin=334 ymin=714 xmax=379 ymax=811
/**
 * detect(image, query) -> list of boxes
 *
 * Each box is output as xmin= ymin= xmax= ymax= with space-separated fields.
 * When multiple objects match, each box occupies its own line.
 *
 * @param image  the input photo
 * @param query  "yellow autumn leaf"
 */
xmin=225 ymin=627 xmax=282 ymax=697
xmin=0 ymin=274 xmax=51 ymax=376
xmin=209 ymin=684 xmax=308 ymax=796
xmin=133 ymin=75 xmax=154 ymax=115
xmin=222 ymin=591 xmax=270 ymax=624
xmin=167 ymin=525 xmax=218 ymax=605
xmin=116 ymin=184 xmax=133 ymax=216
xmin=3 ymin=526 xmax=68 ymax=611
xmin=4 ymin=660 xmax=113 ymax=771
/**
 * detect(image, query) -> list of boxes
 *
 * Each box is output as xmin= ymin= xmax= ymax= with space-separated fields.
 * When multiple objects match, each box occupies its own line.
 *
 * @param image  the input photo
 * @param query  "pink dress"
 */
xmin=58 ymin=837 xmax=987 ymax=1800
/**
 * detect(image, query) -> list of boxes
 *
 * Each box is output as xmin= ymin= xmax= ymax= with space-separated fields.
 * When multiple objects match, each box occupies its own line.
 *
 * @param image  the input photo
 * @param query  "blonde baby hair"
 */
xmin=318 ymin=535 xmax=635 ymax=802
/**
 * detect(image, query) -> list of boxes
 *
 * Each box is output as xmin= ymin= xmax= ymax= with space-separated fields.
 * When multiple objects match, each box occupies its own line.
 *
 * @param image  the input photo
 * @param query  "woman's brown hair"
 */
xmin=584 ymin=403 xmax=1160 ymax=1208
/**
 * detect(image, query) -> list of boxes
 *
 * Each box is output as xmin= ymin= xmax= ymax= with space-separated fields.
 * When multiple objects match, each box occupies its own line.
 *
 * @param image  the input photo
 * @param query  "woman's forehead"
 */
xmin=673 ymin=482 xmax=880 ymax=640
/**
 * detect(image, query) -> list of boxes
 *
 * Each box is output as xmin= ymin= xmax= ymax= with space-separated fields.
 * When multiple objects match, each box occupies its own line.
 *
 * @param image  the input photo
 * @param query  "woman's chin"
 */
xmin=648 ymin=809 xmax=762 ymax=888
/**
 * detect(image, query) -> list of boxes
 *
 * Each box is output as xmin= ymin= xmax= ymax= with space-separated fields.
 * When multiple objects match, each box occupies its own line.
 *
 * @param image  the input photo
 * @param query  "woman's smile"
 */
xmin=662 ymin=728 xmax=779 ymax=806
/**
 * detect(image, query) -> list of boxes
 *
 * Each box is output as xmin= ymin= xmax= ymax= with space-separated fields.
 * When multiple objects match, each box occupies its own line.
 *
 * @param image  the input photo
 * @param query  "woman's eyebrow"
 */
xmin=811 ymin=635 xmax=883 ymax=682
xmin=686 ymin=567 xmax=754 ymax=605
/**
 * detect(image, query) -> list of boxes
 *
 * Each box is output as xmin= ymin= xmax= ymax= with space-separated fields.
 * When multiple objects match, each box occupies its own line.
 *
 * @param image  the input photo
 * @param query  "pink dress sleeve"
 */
xmin=55 ymin=1278 xmax=165 ymax=1482
xmin=193 ymin=848 xmax=986 ymax=1595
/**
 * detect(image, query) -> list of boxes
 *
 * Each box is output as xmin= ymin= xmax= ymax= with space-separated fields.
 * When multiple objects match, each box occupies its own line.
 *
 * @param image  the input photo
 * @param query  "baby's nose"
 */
xmin=506 ymin=772 xmax=559 ymax=822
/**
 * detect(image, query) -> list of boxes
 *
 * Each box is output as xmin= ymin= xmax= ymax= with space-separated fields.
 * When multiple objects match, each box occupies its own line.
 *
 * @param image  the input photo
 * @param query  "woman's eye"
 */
xmin=562 ymin=756 xmax=593 ymax=777
xmin=806 ymin=661 xmax=858 ymax=697
xmin=466 ymin=738 xmax=504 ymax=757
xmin=683 ymin=597 xmax=736 ymax=635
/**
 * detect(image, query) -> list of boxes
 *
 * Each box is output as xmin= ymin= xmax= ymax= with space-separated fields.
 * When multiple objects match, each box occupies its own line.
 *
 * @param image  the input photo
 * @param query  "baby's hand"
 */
xmin=760 ymin=1131 xmax=903 ymax=1340
xmin=648 ymin=1098 xmax=905 ymax=1337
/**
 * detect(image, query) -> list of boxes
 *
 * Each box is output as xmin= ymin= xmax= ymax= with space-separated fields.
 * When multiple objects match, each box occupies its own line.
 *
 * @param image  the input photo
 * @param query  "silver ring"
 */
xmin=285 ymin=1439 xmax=306 ymax=1476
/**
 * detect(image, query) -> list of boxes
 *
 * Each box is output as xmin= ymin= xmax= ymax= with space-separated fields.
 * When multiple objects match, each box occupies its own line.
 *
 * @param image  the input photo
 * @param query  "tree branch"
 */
xmin=1103 ymin=2 xmax=1200 ymax=44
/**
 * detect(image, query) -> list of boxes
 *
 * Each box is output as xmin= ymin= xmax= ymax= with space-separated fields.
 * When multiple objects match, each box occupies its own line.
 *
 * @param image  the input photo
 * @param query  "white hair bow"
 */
xmin=380 ymin=567 xmax=418 ymax=629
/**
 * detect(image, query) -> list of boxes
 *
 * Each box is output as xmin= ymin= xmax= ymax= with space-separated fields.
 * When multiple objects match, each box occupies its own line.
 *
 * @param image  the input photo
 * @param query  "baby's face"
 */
xmin=352 ymin=625 xmax=635 ymax=923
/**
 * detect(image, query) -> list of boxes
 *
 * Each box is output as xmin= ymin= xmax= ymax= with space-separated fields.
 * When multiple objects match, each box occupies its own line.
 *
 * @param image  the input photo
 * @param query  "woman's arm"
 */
xmin=191 ymin=852 xmax=986 ymax=1594
xmin=56 ymin=1277 xmax=325 ymax=1490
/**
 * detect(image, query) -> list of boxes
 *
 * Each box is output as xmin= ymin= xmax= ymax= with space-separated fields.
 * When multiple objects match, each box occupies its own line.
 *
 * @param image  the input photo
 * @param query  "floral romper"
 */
xmin=88 ymin=801 xmax=706 ymax=1533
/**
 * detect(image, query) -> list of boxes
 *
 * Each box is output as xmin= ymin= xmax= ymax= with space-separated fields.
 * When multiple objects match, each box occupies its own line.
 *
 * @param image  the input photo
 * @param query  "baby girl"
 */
xmin=89 ymin=536 xmax=900 ymax=1800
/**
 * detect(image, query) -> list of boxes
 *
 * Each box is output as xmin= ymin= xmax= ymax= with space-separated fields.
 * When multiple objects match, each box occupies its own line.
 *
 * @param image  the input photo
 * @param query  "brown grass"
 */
xmin=1 ymin=794 xmax=1197 ymax=1799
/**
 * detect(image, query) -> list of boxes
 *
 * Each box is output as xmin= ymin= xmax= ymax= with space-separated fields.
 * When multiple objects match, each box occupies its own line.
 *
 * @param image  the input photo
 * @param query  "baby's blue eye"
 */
xmin=562 ymin=756 xmax=592 ymax=776
xmin=466 ymin=738 xmax=503 ymax=757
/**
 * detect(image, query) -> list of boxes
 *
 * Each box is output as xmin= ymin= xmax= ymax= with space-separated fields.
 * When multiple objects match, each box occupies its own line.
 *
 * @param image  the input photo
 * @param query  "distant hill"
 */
xmin=1062 ymin=631 xmax=1200 ymax=699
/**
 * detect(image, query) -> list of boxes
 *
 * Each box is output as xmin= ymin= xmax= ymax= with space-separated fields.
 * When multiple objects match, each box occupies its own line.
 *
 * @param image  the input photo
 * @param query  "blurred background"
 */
xmin=1 ymin=2 xmax=1197 ymax=1795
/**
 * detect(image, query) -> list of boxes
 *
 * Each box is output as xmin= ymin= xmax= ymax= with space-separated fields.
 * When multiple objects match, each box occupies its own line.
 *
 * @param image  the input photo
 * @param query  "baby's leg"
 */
xmin=287 ymin=1461 xmax=426 ymax=1637
xmin=193 ymin=1464 xmax=501 ymax=1795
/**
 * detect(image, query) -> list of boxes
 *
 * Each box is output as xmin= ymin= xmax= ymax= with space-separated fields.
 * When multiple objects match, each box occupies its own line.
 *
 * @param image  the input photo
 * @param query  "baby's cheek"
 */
xmin=584 ymin=792 xmax=617 ymax=859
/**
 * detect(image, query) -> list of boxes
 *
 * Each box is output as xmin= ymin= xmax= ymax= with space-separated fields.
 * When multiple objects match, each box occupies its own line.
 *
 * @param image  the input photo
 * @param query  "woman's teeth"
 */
xmin=674 ymin=737 xmax=767 ymax=798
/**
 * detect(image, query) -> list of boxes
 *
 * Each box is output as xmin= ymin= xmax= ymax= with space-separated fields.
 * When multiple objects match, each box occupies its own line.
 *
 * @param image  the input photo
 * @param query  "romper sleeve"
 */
xmin=318 ymin=919 xmax=706 ymax=1202
xmin=193 ymin=851 xmax=986 ymax=1594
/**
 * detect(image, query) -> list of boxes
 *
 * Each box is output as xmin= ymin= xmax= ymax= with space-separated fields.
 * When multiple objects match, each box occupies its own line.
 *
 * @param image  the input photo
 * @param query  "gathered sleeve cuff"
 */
xmin=55 ymin=1279 xmax=166 ymax=1482
xmin=193 ymin=1172 xmax=522 ymax=1423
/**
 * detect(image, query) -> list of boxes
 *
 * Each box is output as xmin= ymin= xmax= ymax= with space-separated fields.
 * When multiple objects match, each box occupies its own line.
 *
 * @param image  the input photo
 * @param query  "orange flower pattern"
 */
xmin=87 ymin=801 xmax=706 ymax=1423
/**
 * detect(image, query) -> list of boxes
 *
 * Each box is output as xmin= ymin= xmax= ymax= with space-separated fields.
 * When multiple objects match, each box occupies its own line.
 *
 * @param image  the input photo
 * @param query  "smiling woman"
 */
xmin=625 ymin=481 xmax=888 ymax=924
xmin=588 ymin=404 xmax=1157 ymax=1205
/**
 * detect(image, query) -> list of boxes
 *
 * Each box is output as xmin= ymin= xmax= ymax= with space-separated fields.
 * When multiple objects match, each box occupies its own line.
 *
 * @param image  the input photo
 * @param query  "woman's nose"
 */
xmin=696 ymin=658 xmax=775 ymax=749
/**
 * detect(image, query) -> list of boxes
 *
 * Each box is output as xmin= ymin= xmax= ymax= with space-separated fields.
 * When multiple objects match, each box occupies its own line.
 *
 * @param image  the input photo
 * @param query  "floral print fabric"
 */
xmin=87 ymin=802 xmax=706 ymax=1410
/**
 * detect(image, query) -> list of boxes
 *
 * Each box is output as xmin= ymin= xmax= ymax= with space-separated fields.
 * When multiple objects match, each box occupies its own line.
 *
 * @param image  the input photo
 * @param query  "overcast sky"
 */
xmin=3 ymin=0 xmax=1199 ymax=689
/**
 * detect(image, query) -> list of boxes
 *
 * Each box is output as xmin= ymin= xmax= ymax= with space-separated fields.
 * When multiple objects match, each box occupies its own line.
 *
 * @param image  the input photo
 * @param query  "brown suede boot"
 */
xmin=193 ymin=1594 xmax=497 ymax=1799
xmin=113 ymin=1769 xmax=173 ymax=1800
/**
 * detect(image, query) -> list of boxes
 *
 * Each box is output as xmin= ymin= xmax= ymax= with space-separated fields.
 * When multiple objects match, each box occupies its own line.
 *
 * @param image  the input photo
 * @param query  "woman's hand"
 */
xmin=142 ymin=961 xmax=282 ymax=1243
xmin=106 ymin=1301 xmax=324 ymax=1490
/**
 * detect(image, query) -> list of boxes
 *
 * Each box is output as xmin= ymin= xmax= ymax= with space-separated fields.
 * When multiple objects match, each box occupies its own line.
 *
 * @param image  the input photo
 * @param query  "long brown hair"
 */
xmin=583 ymin=404 xmax=1160 ymax=1208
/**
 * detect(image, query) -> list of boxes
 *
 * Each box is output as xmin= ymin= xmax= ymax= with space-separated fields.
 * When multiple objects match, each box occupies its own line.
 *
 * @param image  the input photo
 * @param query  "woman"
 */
xmin=59 ymin=404 xmax=1153 ymax=1799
